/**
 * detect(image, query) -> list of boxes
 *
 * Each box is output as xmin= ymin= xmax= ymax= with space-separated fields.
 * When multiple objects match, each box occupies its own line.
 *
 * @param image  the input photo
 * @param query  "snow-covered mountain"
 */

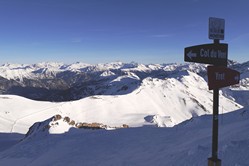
xmin=0 ymin=61 xmax=248 ymax=131
xmin=0 ymin=61 xmax=248 ymax=165
xmin=1 ymin=60 xmax=248 ymax=134
xmin=1 ymin=61 xmax=248 ymax=103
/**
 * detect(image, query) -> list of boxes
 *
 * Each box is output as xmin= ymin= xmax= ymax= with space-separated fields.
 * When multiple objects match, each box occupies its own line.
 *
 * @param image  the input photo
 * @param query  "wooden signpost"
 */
xmin=184 ymin=17 xmax=240 ymax=166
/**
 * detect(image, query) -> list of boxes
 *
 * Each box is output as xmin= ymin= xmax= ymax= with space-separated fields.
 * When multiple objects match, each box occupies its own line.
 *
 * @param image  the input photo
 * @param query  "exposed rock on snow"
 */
xmin=24 ymin=114 xmax=130 ymax=136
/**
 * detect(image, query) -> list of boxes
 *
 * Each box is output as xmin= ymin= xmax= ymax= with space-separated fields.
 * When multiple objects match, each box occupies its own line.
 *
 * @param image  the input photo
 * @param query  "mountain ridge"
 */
xmin=0 ymin=61 xmax=248 ymax=165
xmin=1 ymin=61 xmax=248 ymax=102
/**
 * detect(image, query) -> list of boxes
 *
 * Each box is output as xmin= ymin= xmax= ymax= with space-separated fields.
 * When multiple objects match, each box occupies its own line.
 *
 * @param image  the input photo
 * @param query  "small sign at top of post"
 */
xmin=209 ymin=17 xmax=225 ymax=40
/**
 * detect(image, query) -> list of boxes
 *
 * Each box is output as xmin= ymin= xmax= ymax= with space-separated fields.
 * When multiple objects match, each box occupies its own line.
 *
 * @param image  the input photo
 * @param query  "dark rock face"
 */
xmin=0 ymin=68 xmax=142 ymax=102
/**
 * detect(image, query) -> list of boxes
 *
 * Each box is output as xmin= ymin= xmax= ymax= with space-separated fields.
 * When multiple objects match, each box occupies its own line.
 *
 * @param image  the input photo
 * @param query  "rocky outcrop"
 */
xmin=76 ymin=122 xmax=106 ymax=130
xmin=54 ymin=114 xmax=62 ymax=121
xmin=53 ymin=115 xmax=129 ymax=130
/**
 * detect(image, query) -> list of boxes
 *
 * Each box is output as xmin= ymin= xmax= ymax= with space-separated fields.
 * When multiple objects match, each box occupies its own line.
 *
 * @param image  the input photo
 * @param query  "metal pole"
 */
xmin=208 ymin=89 xmax=221 ymax=165
xmin=208 ymin=39 xmax=222 ymax=166
xmin=212 ymin=88 xmax=219 ymax=159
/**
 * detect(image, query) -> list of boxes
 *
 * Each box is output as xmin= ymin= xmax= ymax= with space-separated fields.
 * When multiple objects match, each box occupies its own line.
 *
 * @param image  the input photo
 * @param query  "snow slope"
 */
xmin=0 ymin=95 xmax=60 ymax=133
xmin=0 ymin=61 xmax=248 ymax=165
xmin=0 ymin=70 xmax=241 ymax=134
xmin=0 ymin=107 xmax=248 ymax=166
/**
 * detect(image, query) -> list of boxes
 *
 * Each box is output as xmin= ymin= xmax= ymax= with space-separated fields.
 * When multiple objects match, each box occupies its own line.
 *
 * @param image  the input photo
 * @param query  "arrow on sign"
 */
xmin=234 ymin=75 xmax=240 ymax=82
xmin=184 ymin=43 xmax=228 ymax=66
xmin=207 ymin=66 xmax=240 ymax=90
xmin=187 ymin=51 xmax=197 ymax=60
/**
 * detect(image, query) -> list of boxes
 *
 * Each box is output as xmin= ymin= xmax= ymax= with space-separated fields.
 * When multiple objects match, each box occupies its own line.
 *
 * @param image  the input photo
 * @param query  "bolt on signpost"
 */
xmin=184 ymin=17 xmax=240 ymax=166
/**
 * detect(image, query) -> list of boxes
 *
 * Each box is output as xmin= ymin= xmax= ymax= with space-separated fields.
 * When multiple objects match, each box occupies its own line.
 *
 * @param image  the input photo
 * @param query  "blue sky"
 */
xmin=0 ymin=0 xmax=248 ymax=64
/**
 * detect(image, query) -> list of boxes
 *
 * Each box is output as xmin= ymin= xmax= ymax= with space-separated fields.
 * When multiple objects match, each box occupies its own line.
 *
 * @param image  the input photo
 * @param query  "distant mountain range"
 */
xmin=0 ymin=61 xmax=248 ymax=165
xmin=0 ymin=61 xmax=248 ymax=103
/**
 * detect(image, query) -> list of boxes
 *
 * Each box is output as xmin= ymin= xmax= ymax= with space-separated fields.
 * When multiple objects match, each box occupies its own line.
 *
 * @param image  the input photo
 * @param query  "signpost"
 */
xmin=184 ymin=43 xmax=228 ymax=66
xmin=208 ymin=66 xmax=240 ymax=90
xmin=184 ymin=17 xmax=240 ymax=166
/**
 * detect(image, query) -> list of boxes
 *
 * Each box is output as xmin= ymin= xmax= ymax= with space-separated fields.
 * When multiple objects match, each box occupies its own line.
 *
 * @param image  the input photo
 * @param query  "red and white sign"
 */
xmin=207 ymin=66 xmax=240 ymax=90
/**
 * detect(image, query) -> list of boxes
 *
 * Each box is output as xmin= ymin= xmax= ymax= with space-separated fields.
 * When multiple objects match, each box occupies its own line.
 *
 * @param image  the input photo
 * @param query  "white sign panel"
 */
xmin=209 ymin=17 xmax=225 ymax=40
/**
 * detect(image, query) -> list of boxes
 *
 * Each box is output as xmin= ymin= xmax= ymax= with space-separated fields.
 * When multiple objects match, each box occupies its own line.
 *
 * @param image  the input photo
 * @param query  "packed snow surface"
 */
xmin=0 ymin=107 xmax=248 ymax=166
xmin=0 ymin=61 xmax=248 ymax=165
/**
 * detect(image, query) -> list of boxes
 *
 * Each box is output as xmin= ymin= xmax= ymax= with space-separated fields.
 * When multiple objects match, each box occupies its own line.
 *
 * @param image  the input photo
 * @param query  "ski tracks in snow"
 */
xmin=10 ymin=103 xmax=65 ymax=133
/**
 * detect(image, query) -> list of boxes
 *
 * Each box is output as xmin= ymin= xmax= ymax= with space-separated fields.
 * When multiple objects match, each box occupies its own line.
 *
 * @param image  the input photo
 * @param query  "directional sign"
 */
xmin=207 ymin=66 xmax=240 ymax=90
xmin=184 ymin=43 xmax=228 ymax=66
xmin=209 ymin=17 xmax=225 ymax=40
